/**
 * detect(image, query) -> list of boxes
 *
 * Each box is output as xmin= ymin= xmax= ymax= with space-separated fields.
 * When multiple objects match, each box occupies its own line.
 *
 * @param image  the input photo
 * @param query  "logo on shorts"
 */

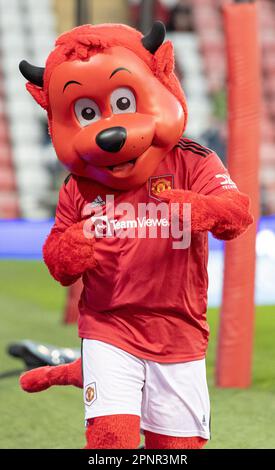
xmin=202 ymin=414 xmax=207 ymax=426
xmin=85 ymin=382 xmax=97 ymax=406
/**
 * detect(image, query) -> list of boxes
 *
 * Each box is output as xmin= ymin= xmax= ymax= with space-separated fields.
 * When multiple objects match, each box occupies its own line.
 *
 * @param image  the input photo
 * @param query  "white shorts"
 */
xmin=82 ymin=339 xmax=210 ymax=439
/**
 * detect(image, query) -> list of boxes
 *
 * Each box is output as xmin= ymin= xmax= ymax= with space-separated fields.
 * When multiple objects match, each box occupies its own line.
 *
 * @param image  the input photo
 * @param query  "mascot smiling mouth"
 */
xmin=107 ymin=157 xmax=138 ymax=173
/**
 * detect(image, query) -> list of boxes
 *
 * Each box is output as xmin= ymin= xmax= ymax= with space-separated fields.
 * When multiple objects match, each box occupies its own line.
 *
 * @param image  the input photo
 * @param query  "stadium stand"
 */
xmin=169 ymin=31 xmax=212 ymax=138
xmin=0 ymin=0 xmax=55 ymax=218
xmin=193 ymin=0 xmax=226 ymax=93
xmin=192 ymin=0 xmax=275 ymax=213
xmin=0 ymin=68 xmax=19 ymax=218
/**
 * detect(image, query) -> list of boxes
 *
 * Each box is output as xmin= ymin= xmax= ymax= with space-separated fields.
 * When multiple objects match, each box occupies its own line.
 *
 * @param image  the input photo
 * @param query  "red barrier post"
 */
xmin=216 ymin=1 xmax=261 ymax=388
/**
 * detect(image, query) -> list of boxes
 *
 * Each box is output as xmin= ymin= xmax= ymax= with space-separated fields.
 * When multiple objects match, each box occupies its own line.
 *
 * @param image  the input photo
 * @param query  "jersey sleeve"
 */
xmin=190 ymin=151 xmax=238 ymax=196
xmin=53 ymin=176 xmax=78 ymax=232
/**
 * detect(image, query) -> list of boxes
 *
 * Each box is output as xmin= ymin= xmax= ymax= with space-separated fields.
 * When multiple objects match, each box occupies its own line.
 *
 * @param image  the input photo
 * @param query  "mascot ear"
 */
xmin=26 ymin=83 xmax=48 ymax=109
xmin=19 ymin=60 xmax=47 ymax=109
xmin=154 ymin=41 xmax=175 ymax=77
xmin=142 ymin=21 xmax=166 ymax=54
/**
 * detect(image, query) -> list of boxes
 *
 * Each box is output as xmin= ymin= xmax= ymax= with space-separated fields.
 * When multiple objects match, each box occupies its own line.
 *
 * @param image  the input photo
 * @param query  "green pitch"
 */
xmin=0 ymin=260 xmax=274 ymax=449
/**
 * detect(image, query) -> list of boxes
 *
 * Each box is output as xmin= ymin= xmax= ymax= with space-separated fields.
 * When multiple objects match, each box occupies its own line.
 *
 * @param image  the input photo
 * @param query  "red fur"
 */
xmin=85 ymin=415 xmax=140 ymax=449
xmin=26 ymin=82 xmax=48 ymax=110
xmin=20 ymin=358 xmax=82 ymax=392
xmin=26 ymin=23 xmax=188 ymax=130
xmin=43 ymin=221 xmax=97 ymax=286
xmin=161 ymin=189 xmax=253 ymax=240
xmin=144 ymin=431 xmax=207 ymax=449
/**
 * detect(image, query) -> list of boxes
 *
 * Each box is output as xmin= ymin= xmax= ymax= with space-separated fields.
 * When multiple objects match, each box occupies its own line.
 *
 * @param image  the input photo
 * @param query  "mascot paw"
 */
xmin=161 ymin=189 xmax=214 ymax=232
xmin=19 ymin=358 xmax=83 ymax=393
xmin=58 ymin=221 xmax=97 ymax=276
xmin=44 ymin=221 xmax=97 ymax=285
xmin=20 ymin=366 xmax=53 ymax=393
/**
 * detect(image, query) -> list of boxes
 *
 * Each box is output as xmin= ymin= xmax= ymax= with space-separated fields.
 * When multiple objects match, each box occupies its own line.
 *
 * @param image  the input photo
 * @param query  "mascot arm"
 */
xmin=20 ymin=358 xmax=83 ymax=392
xmin=161 ymin=189 xmax=253 ymax=240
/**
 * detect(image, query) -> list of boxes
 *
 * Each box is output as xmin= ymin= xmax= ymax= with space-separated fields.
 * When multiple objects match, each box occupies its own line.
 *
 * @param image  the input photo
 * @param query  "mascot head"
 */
xmin=19 ymin=22 xmax=187 ymax=190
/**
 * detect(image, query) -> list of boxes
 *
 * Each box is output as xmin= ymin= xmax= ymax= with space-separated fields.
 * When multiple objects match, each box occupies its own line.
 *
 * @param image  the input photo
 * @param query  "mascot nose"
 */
xmin=96 ymin=126 xmax=127 ymax=153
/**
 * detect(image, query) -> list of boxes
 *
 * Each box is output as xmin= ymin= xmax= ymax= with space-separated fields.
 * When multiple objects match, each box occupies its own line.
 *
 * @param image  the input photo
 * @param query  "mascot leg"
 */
xmin=144 ymin=431 xmax=207 ymax=449
xmin=85 ymin=415 xmax=140 ymax=449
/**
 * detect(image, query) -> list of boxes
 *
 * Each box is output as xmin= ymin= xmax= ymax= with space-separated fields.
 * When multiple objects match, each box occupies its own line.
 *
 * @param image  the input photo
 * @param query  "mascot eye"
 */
xmin=74 ymin=98 xmax=101 ymax=126
xmin=110 ymin=88 xmax=136 ymax=114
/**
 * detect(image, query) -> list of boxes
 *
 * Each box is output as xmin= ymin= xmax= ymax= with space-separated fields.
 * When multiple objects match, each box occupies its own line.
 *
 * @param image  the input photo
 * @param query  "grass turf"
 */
xmin=0 ymin=260 xmax=274 ymax=449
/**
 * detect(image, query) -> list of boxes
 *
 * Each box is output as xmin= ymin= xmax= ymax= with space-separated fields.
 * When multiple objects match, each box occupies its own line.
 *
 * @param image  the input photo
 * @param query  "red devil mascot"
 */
xmin=19 ymin=22 xmax=253 ymax=449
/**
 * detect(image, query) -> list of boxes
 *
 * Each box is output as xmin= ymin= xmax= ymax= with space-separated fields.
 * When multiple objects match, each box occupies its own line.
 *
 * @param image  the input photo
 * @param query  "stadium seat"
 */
xmin=169 ymin=31 xmax=212 ymax=139
xmin=12 ymin=144 xmax=46 ymax=167
xmin=261 ymin=120 xmax=275 ymax=142
xmin=17 ymin=169 xmax=51 ymax=192
xmin=0 ymin=191 xmax=19 ymax=218
xmin=260 ymin=143 xmax=275 ymax=164
xmin=0 ymin=144 xmax=12 ymax=166
xmin=0 ymin=167 xmax=16 ymax=191
xmin=9 ymin=121 xmax=42 ymax=146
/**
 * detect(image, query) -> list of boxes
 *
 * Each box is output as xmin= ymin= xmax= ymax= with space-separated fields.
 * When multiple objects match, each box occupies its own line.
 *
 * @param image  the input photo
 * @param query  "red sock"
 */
xmin=145 ymin=431 xmax=207 ymax=449
xmin=85 ymin=414 xmax=140 ymax=449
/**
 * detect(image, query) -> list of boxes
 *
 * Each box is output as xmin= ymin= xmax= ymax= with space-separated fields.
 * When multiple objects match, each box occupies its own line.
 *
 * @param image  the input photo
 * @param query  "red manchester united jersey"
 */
xmin=53 ymin=138 xmax=237 ymax=363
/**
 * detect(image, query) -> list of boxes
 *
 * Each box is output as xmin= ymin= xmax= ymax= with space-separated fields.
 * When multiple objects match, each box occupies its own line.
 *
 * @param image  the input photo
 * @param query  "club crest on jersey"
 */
xmin=85 ymin=382 xmax=97 ymax=406
xmin=148 ymin=175 xmax=174 ymax=201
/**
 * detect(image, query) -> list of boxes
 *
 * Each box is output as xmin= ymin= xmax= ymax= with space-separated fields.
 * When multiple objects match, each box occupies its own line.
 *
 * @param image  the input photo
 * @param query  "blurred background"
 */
xmin=0 ymin=0 xmax=275 ymax=449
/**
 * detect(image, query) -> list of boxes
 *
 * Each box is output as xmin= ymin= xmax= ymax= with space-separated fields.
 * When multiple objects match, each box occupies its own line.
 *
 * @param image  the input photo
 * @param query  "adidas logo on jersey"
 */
xmin=91 ymin=195 xmax=105 ymax=208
